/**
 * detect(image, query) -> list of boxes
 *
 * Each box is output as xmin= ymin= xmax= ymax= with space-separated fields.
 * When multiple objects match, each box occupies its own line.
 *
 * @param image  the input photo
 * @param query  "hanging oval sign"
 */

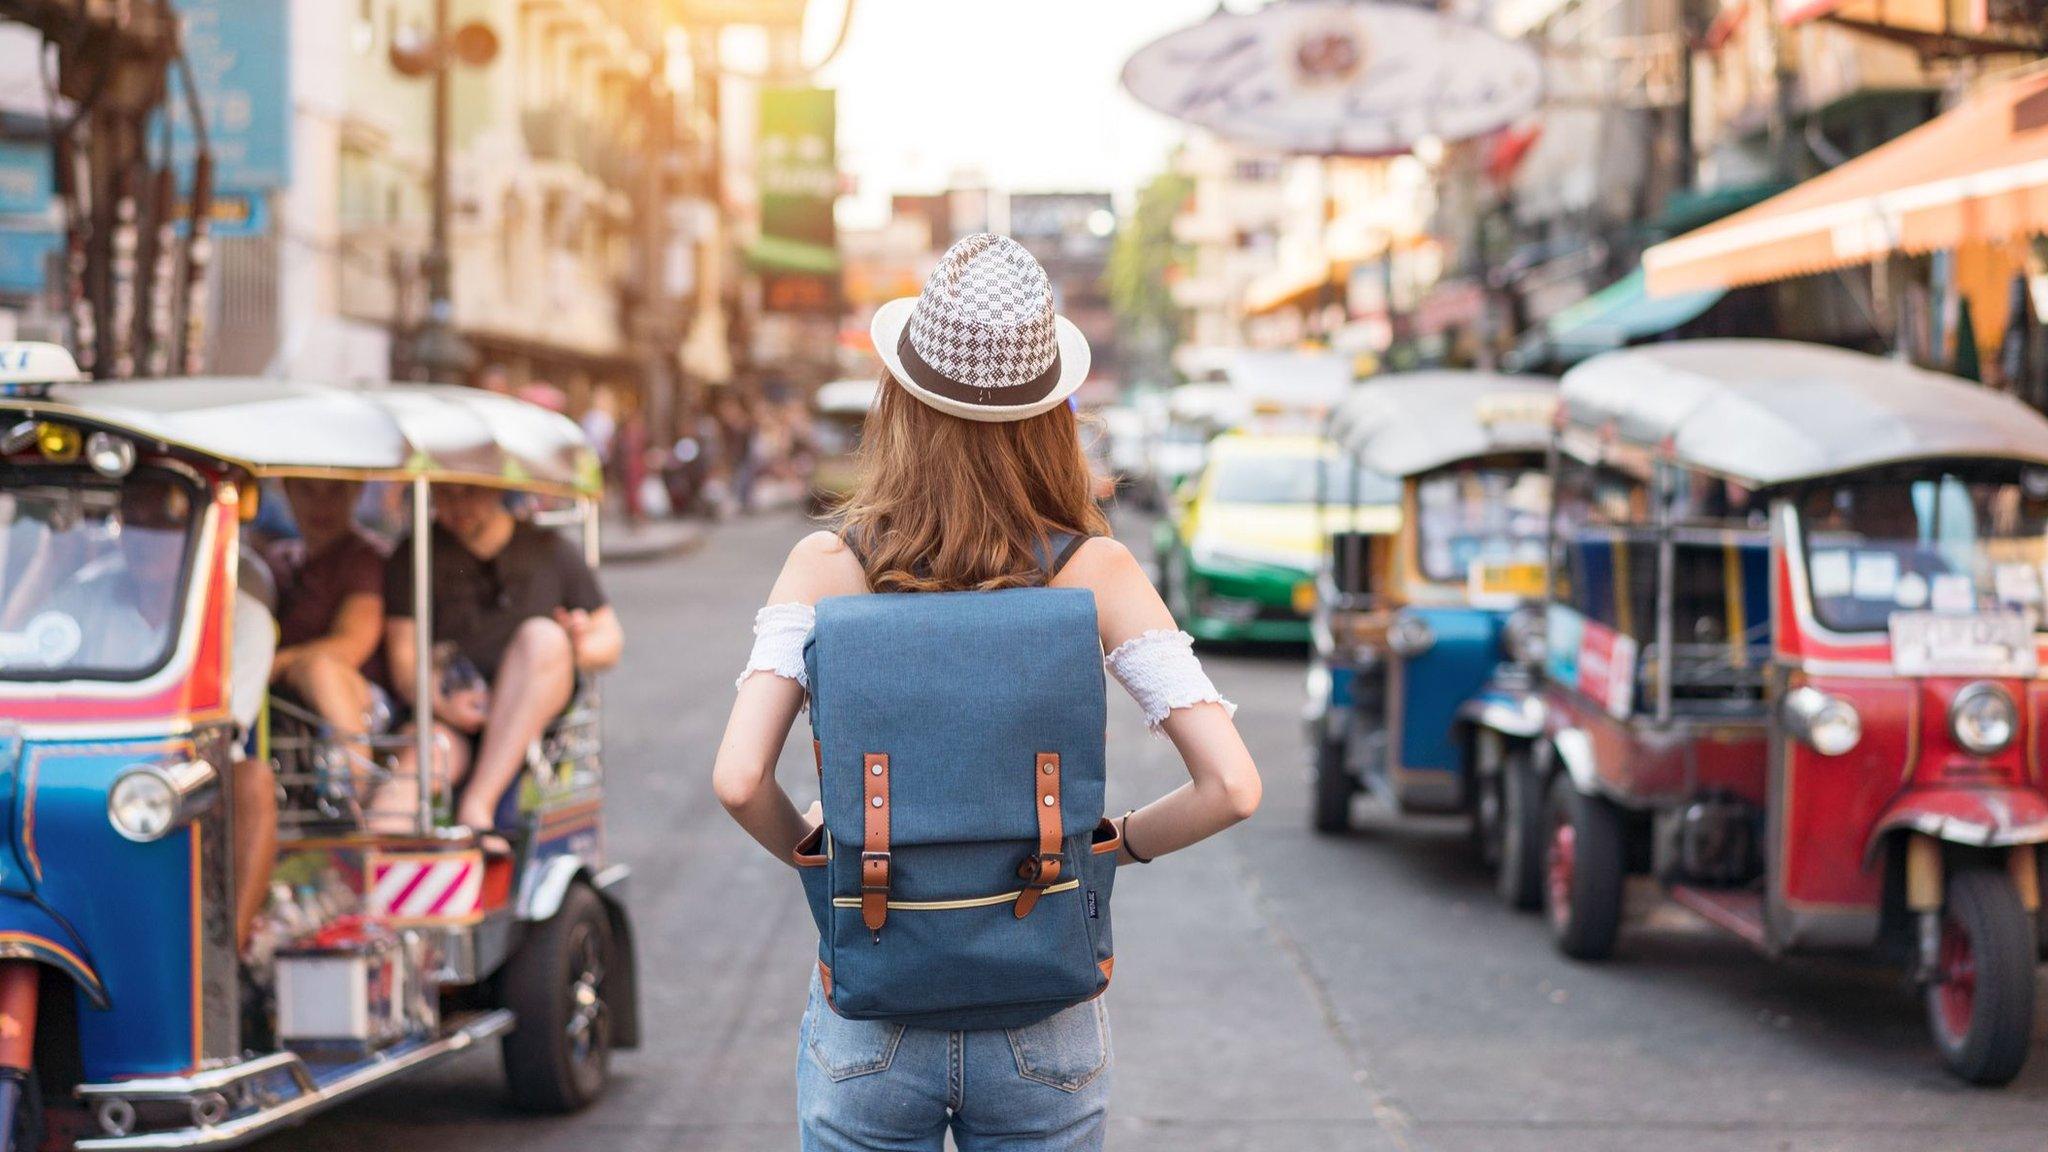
xmin=1121 ymin=0 xmax=1543 ymax=156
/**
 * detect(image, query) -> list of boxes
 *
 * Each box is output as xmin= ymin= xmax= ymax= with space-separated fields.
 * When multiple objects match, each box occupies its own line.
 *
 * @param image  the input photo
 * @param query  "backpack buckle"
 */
xmin=859 ymin=851 xmax=892 ymax=891
xmin=1017 ymin=852 xmax=1064 ymax=889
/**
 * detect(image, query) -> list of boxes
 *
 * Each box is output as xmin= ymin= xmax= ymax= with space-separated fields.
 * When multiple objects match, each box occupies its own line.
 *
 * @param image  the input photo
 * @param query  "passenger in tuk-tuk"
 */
xmin=380 ymin=482 xmax=622 ymax=841
xmin=265 ymin=478 xmax=391 ymax=744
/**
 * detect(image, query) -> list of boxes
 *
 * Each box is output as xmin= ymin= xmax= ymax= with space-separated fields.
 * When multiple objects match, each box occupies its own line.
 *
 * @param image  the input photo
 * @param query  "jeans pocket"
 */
xmin=805 ymin=997 xmax=905 ymax=1082
xmin=1005 ymin=999 xmax=1109 ymax=1092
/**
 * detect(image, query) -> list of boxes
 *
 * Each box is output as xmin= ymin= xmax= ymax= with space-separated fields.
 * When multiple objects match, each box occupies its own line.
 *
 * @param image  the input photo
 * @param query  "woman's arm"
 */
xmin=1058 ymin=538 xmax=1262 ymax=862
xmin=712 ymin=531 xmax=866 ymax=861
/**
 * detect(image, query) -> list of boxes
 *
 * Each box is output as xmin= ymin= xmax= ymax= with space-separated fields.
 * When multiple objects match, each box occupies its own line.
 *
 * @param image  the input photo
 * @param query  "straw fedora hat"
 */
xmin=870 ymin=233 xmax=1091 ymax=423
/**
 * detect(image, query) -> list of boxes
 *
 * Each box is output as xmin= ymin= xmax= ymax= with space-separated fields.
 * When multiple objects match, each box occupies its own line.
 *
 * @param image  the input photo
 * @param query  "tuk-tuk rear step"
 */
xmin=71 ymin=1009 xmax=514 ymax=1151
xmin=1668 ymin=885 xmax=1767 ymax=951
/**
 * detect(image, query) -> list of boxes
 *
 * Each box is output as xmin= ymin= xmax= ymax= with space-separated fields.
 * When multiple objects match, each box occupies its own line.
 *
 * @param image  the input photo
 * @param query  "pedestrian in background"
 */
xmin=713 ymin=234 xmax=1262 ymax=1150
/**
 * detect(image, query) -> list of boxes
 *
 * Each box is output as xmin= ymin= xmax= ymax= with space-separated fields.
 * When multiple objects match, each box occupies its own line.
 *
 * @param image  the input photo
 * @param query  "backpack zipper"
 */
xmin=830 ymin=878 xmax=1080 ymax=911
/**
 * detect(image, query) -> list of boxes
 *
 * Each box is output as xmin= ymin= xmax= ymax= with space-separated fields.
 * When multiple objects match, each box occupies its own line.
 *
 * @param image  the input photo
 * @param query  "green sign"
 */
xmin=755 ymin=86 xmax=839 ymax=315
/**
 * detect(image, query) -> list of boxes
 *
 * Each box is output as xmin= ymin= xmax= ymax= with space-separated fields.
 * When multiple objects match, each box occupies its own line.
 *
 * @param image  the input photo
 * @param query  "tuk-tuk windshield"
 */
xmin=1798 ymin=472 xmax=2048 ymax=633
xmin=1415 ymin=466 xmax=1551 ymax=584
xmin=1217 ymin=453 xmax=1393 ymax=506
xmin=0 ymin=467 xmax=199 ymax=680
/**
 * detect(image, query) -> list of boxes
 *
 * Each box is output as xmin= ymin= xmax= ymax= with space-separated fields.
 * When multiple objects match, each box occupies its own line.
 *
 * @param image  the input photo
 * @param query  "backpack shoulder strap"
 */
xmin=1038 ymin=531 xmax=1093 ymax=583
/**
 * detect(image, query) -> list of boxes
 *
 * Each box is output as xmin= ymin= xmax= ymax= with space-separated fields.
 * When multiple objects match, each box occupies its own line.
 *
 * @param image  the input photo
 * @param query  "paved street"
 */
xmin=288 ymin=509 xmax=2048 ymax=1152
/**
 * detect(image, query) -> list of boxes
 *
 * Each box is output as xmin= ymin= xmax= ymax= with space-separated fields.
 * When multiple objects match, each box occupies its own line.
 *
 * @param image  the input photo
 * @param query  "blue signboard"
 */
xmin=170 ymin=0 xmax=291 ymax=189
xmin=0 ymin=140 xmax=51 ymax=218
xmin=0 ymin=229 xmax=58 ymax=294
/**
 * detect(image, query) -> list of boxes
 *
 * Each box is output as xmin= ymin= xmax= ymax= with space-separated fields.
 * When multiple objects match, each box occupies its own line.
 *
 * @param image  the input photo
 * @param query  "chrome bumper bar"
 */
xmin=74 ymin=1010 xmax=515 ymax=1150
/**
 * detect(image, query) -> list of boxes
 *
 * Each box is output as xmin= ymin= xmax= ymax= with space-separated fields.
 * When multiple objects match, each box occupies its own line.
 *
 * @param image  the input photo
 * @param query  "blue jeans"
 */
xmin=796 ymin=972 xmax=1111 ymax=1151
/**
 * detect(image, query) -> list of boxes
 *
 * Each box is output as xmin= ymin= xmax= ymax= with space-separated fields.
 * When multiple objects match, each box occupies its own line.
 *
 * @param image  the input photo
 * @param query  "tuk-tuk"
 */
xmin=0 ymin=344 xmax=638 ymax=1147
xmin=1472 ymin=339 xmax=2048 ymax=1084
xmin=1308 ymin=373 xmax=1556 ymax=854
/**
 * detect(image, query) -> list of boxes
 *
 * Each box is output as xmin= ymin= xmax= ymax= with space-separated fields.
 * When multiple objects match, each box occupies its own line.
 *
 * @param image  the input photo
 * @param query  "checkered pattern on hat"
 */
xmin=905 ymin=234 xmax=1060 ymax=391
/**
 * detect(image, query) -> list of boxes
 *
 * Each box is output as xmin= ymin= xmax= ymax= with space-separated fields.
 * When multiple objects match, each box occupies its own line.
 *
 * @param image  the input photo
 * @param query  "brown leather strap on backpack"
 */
xmin=1016 ymin=752 xmax=1063 ymax=918
xmin=861 ymin=753 xmax=891 ymax=933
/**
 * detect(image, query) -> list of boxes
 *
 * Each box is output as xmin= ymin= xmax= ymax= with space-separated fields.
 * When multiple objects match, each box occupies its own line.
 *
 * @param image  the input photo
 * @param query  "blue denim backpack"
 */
xmin=796 ymin=534 xmax=1120 ymax=1030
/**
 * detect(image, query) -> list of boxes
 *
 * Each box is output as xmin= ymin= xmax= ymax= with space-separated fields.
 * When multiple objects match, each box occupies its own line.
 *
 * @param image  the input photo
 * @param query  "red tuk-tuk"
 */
xmin=1476 ymin=339 xmax=2048 ymax=1084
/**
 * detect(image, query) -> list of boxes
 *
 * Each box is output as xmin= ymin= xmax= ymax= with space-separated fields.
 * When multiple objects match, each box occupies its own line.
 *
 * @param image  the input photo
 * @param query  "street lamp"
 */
xmin=391 ymin=3 xmax=499 ymax=383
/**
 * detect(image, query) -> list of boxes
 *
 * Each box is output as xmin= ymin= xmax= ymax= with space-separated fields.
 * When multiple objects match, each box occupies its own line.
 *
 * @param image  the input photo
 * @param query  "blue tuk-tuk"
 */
xmin=0 ymin=345 xmax=636 ymax=1149
xmin=1308 ymin=372 xmax=1556 ymax=861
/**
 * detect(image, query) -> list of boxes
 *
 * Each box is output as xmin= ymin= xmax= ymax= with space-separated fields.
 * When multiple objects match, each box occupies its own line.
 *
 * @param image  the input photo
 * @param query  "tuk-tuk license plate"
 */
xmin=1889 ymin=611 xmax=2039 ymax=677
xmin=1469 ymin=561 xmax=1545 ymax=603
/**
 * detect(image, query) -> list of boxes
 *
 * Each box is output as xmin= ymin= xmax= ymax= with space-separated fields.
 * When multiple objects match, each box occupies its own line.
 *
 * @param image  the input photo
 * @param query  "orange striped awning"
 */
xmin=1644 ymin=68 xmax=2048 ymax=297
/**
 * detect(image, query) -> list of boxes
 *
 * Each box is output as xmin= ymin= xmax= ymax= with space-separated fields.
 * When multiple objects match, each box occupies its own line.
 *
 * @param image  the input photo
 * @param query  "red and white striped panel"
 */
xmin=367 ymin=852 xmax=483 ymax=921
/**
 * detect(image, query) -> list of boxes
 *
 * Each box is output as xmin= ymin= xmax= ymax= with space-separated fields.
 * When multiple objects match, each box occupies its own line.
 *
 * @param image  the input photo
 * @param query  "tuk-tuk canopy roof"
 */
xmin=1560 ymin=340 xmax=2048 ymax=488
xmin=1329 ymin=371 xmax=1557 ymax=478
xmin=13 ymin=377 xmax=602 ymax=495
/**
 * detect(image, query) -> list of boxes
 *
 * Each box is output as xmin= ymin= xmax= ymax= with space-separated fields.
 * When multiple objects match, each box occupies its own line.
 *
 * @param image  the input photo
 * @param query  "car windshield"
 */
xmin=0 ymin=467 xmax=200 ymax=680
xmin=1798 ymin=472 xmax=2048 ymax=633
xmin=1415 ymin=466 xmax=1551 ymax=584
xmin=1210 ymin=452 xmax=1393 ymax=506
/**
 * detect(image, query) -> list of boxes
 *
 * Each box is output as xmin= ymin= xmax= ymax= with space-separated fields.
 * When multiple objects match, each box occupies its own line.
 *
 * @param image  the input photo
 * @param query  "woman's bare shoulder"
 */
xmin=1053 ymin=536 xmax=1175 ymax=643
xmin=1054 ymin=535 xmax=1142 ymax=585
xmin=765 ymin=530 xmax=869 ymax=605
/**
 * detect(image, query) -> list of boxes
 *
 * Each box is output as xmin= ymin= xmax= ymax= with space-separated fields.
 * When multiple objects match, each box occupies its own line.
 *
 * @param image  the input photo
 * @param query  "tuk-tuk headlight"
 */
xmin=1503 ymin=607 xmax=1547 ymax=666
xmin=1386 ymin=613 xmax=1435 ymax=658
xmin=1782 ymin=686 xmax=1861 ymax=756
xmin=108 ymin=761 xmax=219 ymax=842
xmin=1950 ymin=682 xmax=2017 ymax=756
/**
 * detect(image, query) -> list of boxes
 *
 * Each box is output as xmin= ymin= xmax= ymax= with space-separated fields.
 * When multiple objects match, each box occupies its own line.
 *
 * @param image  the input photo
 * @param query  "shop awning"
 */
xmin=746 ymin=235 xmax=841 ymax=276
xmin=1776 ymin=0 xmax=2046 ymax=54
xmin=1245 ymin=259 xmax=1339 ymax=316
xmin=1516 ymin=269 xmax=1724 ymax=366
xmin=1644 ymin=69 xmax=2048 ymax=297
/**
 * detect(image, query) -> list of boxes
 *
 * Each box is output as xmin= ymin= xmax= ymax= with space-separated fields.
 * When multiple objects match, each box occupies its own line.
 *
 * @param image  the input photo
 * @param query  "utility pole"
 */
xmin=635 ymin=65 xmax=679 ymax=447
xmin=405 ymin=0 xmax=477 ymax=384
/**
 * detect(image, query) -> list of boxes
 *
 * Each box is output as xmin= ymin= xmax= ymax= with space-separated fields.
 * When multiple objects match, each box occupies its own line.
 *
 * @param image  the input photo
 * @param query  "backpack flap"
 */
xmin=801 ymin=586 xmax=1115 ymax=1027
xmin=806 ymin=587 xmax=1107 ymax=852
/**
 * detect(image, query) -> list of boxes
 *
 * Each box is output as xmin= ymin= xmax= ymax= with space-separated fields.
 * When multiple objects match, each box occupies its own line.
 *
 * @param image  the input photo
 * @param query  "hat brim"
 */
xmin=870 ymin=296 xmax=1091 ymax=423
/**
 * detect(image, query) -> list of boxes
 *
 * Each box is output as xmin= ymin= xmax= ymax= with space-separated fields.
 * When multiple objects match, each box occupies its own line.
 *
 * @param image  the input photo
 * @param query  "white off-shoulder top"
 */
xmin=737 ymin=602 xmax=1234 ymax=735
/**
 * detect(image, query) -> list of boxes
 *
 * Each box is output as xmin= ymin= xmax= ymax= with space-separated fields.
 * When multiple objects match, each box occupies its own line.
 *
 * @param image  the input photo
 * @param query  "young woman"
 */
xmin=713 ymin=234 xmax=1262 ymax=1151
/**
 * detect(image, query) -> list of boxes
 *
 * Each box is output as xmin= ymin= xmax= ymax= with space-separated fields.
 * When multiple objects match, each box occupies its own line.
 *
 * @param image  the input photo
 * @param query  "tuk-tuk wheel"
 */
xmin=1492 ymin=745 xmax=1545 ymax=912
xmin=1311 ymin=728 xmax=1353 ymax=834
xmin=1926 ymin=867 xmax=2035 ymax=1086
xmin=1543 ymin=774 xmax=1624 ymax=960
xmin=501 ymin=883 xmax=616 ymax=1112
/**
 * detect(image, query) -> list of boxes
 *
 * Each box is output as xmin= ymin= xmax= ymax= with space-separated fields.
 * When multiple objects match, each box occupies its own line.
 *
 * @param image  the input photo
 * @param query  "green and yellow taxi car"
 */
xmin=1155 ymin=431 xmax=1399 ymax=643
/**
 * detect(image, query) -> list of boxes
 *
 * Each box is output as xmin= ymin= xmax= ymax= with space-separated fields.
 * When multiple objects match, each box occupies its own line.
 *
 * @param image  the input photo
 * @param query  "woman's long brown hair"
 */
xmin=834 ymin=373 xmax=1110 ymax=592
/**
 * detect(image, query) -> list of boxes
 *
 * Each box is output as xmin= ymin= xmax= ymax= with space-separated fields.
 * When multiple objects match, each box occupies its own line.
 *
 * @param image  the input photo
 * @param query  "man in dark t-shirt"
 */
xmin=268 ymin=478 xmax=390 ymax=740
xmin=383 ymin=483 xmax=622 ymax=839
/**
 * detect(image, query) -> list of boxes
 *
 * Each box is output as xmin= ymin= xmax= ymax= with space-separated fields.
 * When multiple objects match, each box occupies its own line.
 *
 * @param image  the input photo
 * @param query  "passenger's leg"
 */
xmin=455 ymin=617 xmax=574 ymax=834
xmin=231 ymin=759 xmax=280 ymax=950
xmin=279 ymin=651 xmax=379 ymax=792
xmin=279 ymin=651 xmax=375 ymax=735
xmin=368 ymin=724 xmax=470 ymax=832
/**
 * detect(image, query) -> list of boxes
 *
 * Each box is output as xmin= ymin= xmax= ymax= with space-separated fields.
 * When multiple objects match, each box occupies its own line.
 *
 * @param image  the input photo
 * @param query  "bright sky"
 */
xmin=804 ymin=0 xmax=1229 ymax=228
